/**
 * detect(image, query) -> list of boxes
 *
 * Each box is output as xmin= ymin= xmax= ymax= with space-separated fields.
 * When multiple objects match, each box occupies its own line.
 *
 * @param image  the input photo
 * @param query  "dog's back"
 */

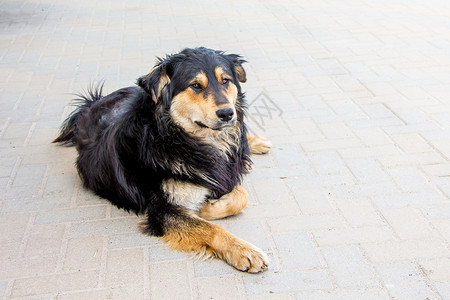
xmin=54 ymin=85 xmax=153 ymax=213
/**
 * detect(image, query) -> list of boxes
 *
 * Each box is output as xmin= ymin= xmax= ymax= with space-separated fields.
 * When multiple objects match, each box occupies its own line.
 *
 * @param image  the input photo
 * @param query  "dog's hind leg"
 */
xmin=152 ymin=210 xmax=269 ymax=273
xmin=198 ymin=184 xmax=248 ymax=220
xmin=247 ymin=134 xmax=271 ymax=154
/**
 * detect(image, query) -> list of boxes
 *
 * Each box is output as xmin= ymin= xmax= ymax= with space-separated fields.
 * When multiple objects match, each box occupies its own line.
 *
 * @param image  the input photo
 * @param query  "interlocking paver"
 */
xmin=375 ymin=263 xmax=439 ymax=300
xmin=321 ymin=246 xmax=379 ymax=288
xmin=2 ymin=0 xmax=450 ymax=298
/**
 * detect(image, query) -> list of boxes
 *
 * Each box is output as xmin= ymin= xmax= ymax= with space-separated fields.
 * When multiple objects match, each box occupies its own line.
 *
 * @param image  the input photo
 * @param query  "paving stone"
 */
xmin=149 ymin=261 xmax=192 ymax=299
xmin=307 ymin=151 xmax=348 ymax=175
xmin=56 ymin=285 xmax=145 ymax=300
xmin=10 ymin=271 xmax=99 ymax=298
xmin=421 ymin=204 xmax=450 ymax=220
xmin=12 ymin=164 xmax=47 ymax=187
xmin=107 ymin=232 xmax=161 ymax=249
xmin=243 ymin=270 xmax=333 ymax=295
xmin=419 ymin=257 xmax=450 ymax=281
xmin=34 ymin=206 xmax=107 ymax=224
xmin=313 ymin=227 xmax=395 ymax=247
xmin=295 ymin=289 xmax=388 ymax=300
xmin=105 ymin=248 xmax=145 ymax=287
xmin=434 ymin=282 xmax=450 ymax=300
xmin=68 ymin=217 xmax=139 ymax=238
xmin=268 ymin=214 xmax=344 ymax=232
xmin=375 ymin=263 xmax=439 ymax=300
xmin=63 ymin=236 xmax=103 ymax=271
xmin=2 ymin=197 xmax=71 ymax=215
xmin=321 ymin=247 xmax=379 ymax=288
xmin=432 ymin=220 xmax=450 ymax=242
xmin=220 ymin=220 xmax=272 ymax=252
xmin=196 ymin=275 xmax=246 ymax=300
xmin=273 ymin=232 xmax=322 ymax=270
xmin=381 ymin=207 xmax=433 ymax=239
xmin=362 ymin=239 xmax=450 ymax=263
xmin=336 ymin=198 xmax=385 ymax=227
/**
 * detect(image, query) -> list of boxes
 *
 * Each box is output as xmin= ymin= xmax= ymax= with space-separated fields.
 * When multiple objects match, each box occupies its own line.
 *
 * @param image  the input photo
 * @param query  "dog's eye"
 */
xmin=190 ymin=83 xmax=202 ymax=90
xmin=222 ymin=78 xmax=230 ymax=85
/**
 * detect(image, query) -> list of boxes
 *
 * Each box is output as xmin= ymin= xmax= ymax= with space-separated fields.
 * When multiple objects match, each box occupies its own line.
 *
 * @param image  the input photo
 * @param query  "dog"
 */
xmin=54 ymin=47 xmax=272 ymax=273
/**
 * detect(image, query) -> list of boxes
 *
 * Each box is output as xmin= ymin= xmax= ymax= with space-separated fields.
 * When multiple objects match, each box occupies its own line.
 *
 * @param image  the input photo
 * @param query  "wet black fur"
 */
xmin=54 ymin=47 xmax=251 ymax=236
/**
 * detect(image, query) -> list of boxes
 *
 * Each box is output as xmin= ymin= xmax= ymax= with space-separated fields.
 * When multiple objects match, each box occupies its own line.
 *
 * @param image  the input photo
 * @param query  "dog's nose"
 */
xmin=216 ymin=108 xmax=234 ymax=122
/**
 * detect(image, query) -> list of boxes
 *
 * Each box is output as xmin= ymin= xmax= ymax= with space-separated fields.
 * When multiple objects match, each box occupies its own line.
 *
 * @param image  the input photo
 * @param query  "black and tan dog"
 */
xmin=54 ymin=47 xmax=271 ymax=273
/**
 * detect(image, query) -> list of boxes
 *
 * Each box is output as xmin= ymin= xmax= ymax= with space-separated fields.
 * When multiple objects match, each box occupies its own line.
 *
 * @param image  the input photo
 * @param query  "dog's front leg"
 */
xmin=159 ymin=211 xmax=269 ymax=273
xmin=199 ymin=184 xmax=248 ymax=220
xmin=247 ymin=134 xmax=272 ymax=154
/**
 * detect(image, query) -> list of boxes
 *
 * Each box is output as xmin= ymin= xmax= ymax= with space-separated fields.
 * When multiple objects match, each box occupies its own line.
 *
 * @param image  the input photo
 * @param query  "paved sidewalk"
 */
xmin=1 ymin=0 xmax=450 ymax=298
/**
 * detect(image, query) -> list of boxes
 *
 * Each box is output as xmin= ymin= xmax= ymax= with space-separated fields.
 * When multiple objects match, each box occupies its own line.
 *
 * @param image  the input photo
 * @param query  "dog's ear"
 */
xmin=137 ymin=59 xmax=172 ymax=103
xmin=227 ymin=54 xmax=247 ymax=83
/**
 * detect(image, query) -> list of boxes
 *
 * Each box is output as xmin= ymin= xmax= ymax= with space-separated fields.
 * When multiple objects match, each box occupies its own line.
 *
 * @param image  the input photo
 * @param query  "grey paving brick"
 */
xmin=243 ymin=270 xmax=332 ymax=295
xmin=10 ymin=271 xmax=99 ymax=298
xmin=268 ymin=214 xmax=344 ymax=232
xmin=387 ymin=167 xmax=437 ymax=193
xmin=12 ymin=164 xmax=46 ymax=187
xmin=108 ymin=232 xmax=161 ymax=249
xmin=419 ymin=257 xmax=450 ymax=281
xmin=34 ymin=206 xmax=107 ymax=224
xmin=105 ymin=248 xmax=145 ymax=287
xmin=0 ymin=157 xmax=17 ymax=178
xmin=272 ymin=144 xmax=307 ymax=166
xmin=371 ymin=192 xmax=445 ymax=209
xmin=421 ymin=202 xmax=450 ymax=219
xmin=252 ymin=178 xmax=292 ymax=204
xmin=382 ymin=207 xmax=433 ymax=239
xmin=56 ymin=285 xmax=145 ymax=300
xmin=196 ymin=275 xmax=246 ymax=300
xmin=219 ymin=220 xmax=272 ymax=252
xmin=307 ymin=151 xmax=348 ymax=175
xmin=363 ymin=239 xmax=450 ymax=263
xmin=334 ymin=198 xmax=385 ymax=227
xmin=313 ymin=226 xmax=395 ymax=247
xmin=432 ymin=176 xmax=450 ymax=199
xmin=434 ymin=282 xmax=450 ymax=300
xmin=0 ymin=281 xmax=7 ymax=298
xmin=375 ymin=263 xmax=439 ymax=300
xmin=296 ymin=289 xmax=388 ymax=300
xmin=42 ymin=173 xmax=77 ymax=198
xmin=345 ymin=158 xmax=390 ymax=183
xmin=291 ymin=188 xmax=335 ymax=214
xmin=148 ymin=244 xmax=191 ymax=262
xmin=321 ymin=247 xmax=379 ymax=288
xmin=68 ymin=217 xmax=139 ymax=238
xmin=63 ymin=236 xmax=103 ymax=271
xmin=149 ymin=261 xmax=192 ymax=299
xmin=273 ymin=232 xmax=322 ymax=270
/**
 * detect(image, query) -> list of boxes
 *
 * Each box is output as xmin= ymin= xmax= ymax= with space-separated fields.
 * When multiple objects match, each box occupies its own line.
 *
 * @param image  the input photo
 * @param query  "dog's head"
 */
xmin=137 ymin=47 xmax=246 ymax=136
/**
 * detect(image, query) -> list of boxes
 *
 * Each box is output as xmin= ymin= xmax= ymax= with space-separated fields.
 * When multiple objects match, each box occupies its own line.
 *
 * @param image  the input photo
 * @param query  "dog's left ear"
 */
xmin=227 ymin=54 xmax=247 ymax=83
xmin=137 ymin=59 xmax=172 ymax=103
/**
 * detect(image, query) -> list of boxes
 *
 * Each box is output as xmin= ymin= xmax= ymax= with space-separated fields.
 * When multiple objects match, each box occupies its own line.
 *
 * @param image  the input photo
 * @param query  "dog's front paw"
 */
xmin=225 ymin=240 xmax=269 ymax=273
xmin=247 ymin=134 xmax=272 ymax=154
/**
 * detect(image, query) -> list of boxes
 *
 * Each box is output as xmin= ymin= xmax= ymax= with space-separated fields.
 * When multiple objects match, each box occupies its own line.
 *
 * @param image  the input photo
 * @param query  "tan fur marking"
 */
xmin=161 ymin=217 xmax=269 ymax=273
xmin=162 ymin=179 xmax=209 ymax=212
xmin=247 ymin=134 xmax=272 ymax=154
xmin=199 ymin=184 xmax=248 ymax=220
xmin=190 ymin=71 xmax=208 ymax=88
xmin=214 ymin=66 xmax=225 ymax=82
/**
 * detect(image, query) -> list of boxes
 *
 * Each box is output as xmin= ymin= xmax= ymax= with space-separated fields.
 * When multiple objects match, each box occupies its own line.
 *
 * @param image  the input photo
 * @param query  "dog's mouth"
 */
xmin=194 ymin=120 xmax=235 ymax=131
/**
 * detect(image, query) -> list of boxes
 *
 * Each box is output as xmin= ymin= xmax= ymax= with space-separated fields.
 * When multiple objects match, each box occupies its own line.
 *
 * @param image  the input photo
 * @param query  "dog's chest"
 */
xmin=161 ymin=179 xmax=210 ymax=212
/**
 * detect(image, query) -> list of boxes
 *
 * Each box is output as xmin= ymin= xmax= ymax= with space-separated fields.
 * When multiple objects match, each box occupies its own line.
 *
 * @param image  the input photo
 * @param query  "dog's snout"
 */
xmin=216 ymin=108 xmax=234 ymax=122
